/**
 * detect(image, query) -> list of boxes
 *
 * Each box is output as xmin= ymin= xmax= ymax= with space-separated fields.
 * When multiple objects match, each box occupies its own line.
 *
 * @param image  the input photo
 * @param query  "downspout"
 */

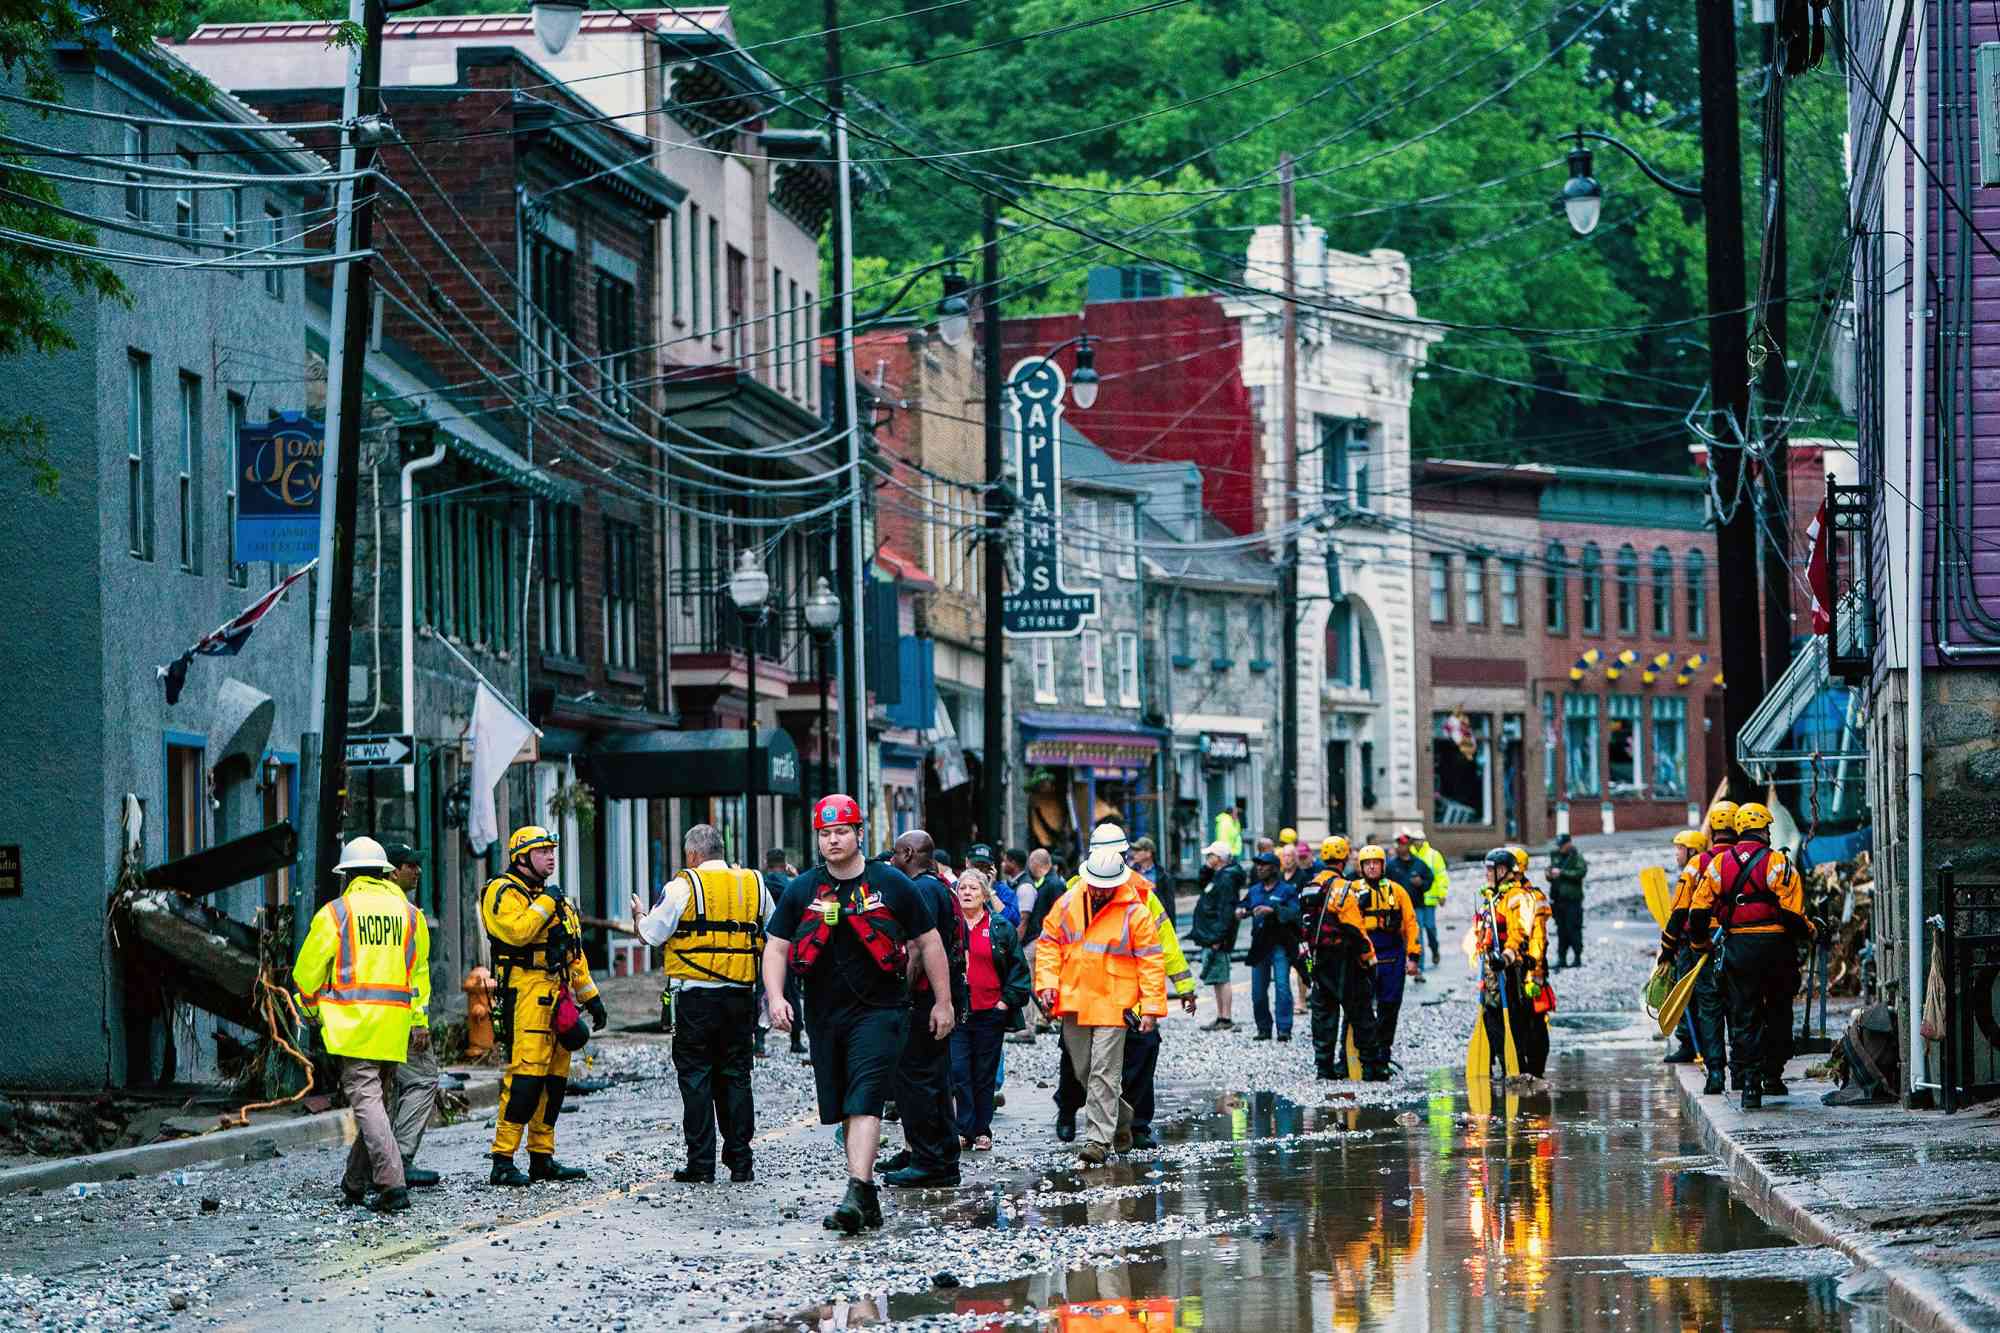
xmin=1906 ymin=0 xmax=1929 ymax=1098
xmin=402 ymin=436 xmax=448 ymax=794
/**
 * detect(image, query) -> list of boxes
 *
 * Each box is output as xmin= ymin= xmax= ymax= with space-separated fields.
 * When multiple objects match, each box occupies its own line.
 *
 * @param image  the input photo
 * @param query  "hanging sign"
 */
xmin=1000 ymin=357 xmax=1099 ymax=637
xmin=236 ymin=412 xmax=324 ymax=563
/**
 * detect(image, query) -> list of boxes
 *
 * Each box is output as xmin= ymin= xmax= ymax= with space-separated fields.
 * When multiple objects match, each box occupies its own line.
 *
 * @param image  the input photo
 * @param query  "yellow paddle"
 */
xmin=1467 ymin=1066 xmax=1493 ymax=1118
xmin=1466 ymin=1006 xmax=1491 ymax=1085
xmin=1640 ymin=866 xmax=1671 ymax=929
xmin=1345 ymin=1023 xmax=1362 ymax=1080
xmin=1496 ymin=975 xmax=1522 ymax=1078
xmin=1657 ymin=953 xmax=1708 ymax=1039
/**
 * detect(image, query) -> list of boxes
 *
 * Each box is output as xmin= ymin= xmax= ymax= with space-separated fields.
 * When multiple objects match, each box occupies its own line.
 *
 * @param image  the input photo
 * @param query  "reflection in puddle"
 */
xmin=762 ymin=1046 xmax=1894 ymax=1331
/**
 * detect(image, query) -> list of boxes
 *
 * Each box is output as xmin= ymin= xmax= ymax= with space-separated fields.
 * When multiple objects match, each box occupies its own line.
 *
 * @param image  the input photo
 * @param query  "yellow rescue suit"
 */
xmin=484 ymin=869 xmax=600 ymax=1158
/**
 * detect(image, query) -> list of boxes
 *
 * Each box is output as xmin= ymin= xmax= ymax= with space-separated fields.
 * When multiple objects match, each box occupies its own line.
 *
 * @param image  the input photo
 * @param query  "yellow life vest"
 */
xmin=661 ymin=866 xmax=765 ymax=985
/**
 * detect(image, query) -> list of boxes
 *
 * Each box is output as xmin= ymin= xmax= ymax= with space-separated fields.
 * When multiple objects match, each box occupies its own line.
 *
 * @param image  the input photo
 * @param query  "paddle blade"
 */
xmin=1346 ymin=1023 xmax=1362 ymax=1080
xmin=1640 ymin=867 xmax=1671 ymax=928
xmin=1466 ymin=1009 xmax=1491 ymax=1084
xmin=1658 ymin=953 xmax=1707 ymax=1038
xmin=1467 ymin=1071 xmax=1493 ymax=1118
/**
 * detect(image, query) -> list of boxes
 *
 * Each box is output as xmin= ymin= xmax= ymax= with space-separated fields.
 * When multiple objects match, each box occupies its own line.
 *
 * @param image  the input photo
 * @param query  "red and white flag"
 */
xmin=1806 ymin=499 xmax=1831 ymax=635
xmin=158 ymin=560 xmax=316 ymax=704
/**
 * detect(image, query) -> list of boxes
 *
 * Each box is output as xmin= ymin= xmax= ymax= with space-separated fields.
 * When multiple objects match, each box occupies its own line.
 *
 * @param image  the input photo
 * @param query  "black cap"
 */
xmin=1252 ymin=850 xmax=1280 ymax=866
xmin=966 ymin=843 xmax=995 ymax=864
xmin=382 ymin=841 xmax=421 ymax=867
xmin=1555 ymin=833 xmax=1574 ymax=847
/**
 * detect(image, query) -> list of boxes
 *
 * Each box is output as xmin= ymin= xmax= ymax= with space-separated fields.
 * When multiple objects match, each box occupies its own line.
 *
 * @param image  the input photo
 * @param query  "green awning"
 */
xmin=581 ymin=728 xmax=801 ymax=799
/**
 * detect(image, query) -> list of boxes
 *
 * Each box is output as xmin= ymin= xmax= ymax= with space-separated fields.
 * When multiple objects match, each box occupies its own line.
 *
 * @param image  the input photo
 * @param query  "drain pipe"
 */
xmin=402 ymin=436 xmax=449 ymax=794
xmin=1905 ymin=0 xmax=1929 ymax=1100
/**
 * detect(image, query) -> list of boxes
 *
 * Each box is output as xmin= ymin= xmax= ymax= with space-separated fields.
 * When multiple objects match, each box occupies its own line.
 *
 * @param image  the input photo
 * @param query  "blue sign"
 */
xmin=236 ymin=412 xmax=323 ymax=563
xmin=1000 ymin=357 xmax=1099 ymax=637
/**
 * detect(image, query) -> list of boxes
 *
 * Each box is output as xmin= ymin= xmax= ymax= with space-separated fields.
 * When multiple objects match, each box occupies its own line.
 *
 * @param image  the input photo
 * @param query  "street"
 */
xmin=0 ymin=857 xmax=1898 ymax=1331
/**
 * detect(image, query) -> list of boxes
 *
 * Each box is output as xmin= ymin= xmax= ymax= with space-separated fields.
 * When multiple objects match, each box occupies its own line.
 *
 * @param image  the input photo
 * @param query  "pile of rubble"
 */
xmin=1806 ymin=851 xmax=1873 ymax=997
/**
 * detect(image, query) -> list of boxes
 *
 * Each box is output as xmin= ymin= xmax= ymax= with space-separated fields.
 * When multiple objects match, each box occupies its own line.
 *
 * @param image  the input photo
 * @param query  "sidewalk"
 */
xmin=1672 ymin=1062 xmax=2000 ymax=1332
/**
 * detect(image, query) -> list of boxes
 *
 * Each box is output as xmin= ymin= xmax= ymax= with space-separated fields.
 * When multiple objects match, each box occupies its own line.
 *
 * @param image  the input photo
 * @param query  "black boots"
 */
xmin=1054 ymin=1116 xmax=1076 ymax=1143
xmin=1702 ymin=1069 xmax=1726 ymax=1095
xmin=1662 ymin=1047 xmax=1697 ymax=1065
xmin=1741 ymin=1076 xmax=1763 ymax=1110
xmin=401 ymin=1158 xmax=441 ymax=1188
xmin=823 ymin=1177 xmax=883 ymax=1234
xmin=367 ymin=1186 xmax=412 ymax=1214
xmin=528 ymin=1154 xmax=588 ymax=1183
xmin=489 ymin=1154 xmax=531 ymax=1187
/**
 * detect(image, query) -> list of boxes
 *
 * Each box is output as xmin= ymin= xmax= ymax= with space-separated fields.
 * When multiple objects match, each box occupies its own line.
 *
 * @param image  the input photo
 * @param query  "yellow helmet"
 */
xmin=1732 ymin=802 xmax=1774 ymax=834
xmin=1322 ymin=835 xmax=1350 ymax=863
xmin=1705 ymin=801 xmax=1739 ymax=834
xmin=1356 ymin=844 xmax=1387 ymax=865
xmin=1673 ymin=829 xmax=1709 ymax=854
xmin=507 ymin=825 xmax=559 ymax=861
xmin=1279 ymin=827 xmax=1298 ymax=846
xmin=1510 ymin=846 xmax=1530 ymax=872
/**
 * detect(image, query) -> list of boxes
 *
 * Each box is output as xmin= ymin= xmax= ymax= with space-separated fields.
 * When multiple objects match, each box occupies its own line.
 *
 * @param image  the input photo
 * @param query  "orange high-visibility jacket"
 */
xmin=1033 ymin=874 xmax=1168 ymax=1026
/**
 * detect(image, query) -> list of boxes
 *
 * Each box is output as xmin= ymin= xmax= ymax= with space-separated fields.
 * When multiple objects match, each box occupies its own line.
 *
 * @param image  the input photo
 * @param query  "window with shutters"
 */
xmin=528 ymin=238 xmax=575 ymax=395
xmin=540 ymin=501 xmax=581 ymax=659
xmin=596 ymin=272 xmax=638 ymax=417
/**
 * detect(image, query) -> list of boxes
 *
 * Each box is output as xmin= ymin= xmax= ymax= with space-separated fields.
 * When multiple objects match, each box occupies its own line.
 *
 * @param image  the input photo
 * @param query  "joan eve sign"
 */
xmin=1000 ymin=356 xmax=1099 ymax=637
xmin=235 ymin=412 xmax=324 ymax=564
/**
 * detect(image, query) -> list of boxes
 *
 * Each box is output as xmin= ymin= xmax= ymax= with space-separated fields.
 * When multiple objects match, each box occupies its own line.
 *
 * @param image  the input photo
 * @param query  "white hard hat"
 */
xmin=1083 ymin=845 xmax=1129 ymax=888
xmin=1088 ymin=822 xmax=1129 ymax=856
xmin=335 ymin=836 xmax=393 ymax=873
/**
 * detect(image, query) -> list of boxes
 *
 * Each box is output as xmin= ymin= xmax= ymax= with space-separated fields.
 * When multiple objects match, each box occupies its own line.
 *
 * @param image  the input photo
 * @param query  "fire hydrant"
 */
xmin=462 ymin=966 xmax=498 ymax=1060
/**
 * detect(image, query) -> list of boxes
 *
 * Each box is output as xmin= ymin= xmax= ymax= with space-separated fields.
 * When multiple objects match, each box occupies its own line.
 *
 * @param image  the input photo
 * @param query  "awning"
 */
xmin=206 ymin=677 xmax=274 ymax=776
xmin=1738 ymin=635 xmax=1868 ymax=779
xmin=1020 ymin=710 xmax=1162 ymax=773
xmin=872 ymin=543 xmax=935 ymax=587
xmin=581 ymin=727 xmax=800 ymax=799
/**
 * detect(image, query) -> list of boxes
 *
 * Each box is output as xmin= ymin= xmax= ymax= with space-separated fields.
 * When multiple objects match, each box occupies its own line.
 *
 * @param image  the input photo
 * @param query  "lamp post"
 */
xmin=804 ymin=576 xmax=842 ymax=801
xmin=1554 ymin=121 xmax=1763 ymax=803
xmin=729 ymin=548 xmax=771 ymax=866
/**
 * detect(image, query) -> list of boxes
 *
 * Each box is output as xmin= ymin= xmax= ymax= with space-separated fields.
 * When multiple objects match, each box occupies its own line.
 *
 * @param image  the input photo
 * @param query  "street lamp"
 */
xmin=1552 ymin=129 xmax=1700 ymax=238
xmin=804 ymin=576 xmax=842 ymax=802
xmin=1068 ymin=335 xmax=1100 ymax=409
xmin=936 ymin=267 xmax=971 ymax=348
xmin=531 ymin=0 xmax=585 ymax=55
xmin=729 ymin=547 xmax=771 ymax=866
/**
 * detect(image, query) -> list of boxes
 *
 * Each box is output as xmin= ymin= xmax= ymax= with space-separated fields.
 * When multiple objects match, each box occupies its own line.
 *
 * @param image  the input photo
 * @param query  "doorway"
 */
xmin=1326 ymin=740 xmax=1349 ymax=834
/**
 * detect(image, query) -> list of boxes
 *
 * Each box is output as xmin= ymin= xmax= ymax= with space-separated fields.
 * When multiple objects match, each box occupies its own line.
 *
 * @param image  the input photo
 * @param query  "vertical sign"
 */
xmin=236 ymin=411 xmax=324 ymax=564
xmin=1000 ymin=357 xmax=1099 ymax=636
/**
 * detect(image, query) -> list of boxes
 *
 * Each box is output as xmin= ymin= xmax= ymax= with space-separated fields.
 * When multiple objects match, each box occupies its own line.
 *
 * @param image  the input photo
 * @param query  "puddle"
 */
xmin=757 ymin=1046 xmax=1905 ymax=1331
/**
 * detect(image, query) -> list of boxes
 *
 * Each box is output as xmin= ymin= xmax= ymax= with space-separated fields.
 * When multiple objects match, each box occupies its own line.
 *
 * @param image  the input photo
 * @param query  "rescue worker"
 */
xmin=1034 ymin=837 xmax=1168 ymax=1165
xmin=1547 ymin=833 xmax=1589 ymax=968
xmin=1653 ymin=829 xmax=1711 ymax=1066
xmin=381 ymin=842 xmax=441 ymax=1189
xmin=1384 ymin=836 xmax=1434 ymax=983
xmin=1689 ymin=803 xmax=1816 ymax=1109
xmin=1191 ymin=841 xmax=1244 ymax=1031
xmin=631 ymin=822 xmax=772 ymax=1184
xmin=1301 ymin=837 xmax=1383 ymax=1080
xmin=1051 ymin=825 xmax=1195 ymax=1148
xmin=1214 ymin=802 xmax=1244 ymax=861
xmin=1352 ymin=845 xmax=1421 ymax=1073
xmin=483 ymin=825 xmax=606 ymax=1187
xmin=1404 ymin=828 xmax=1450 ymax=969
xmin=762 ymin=795 xmax=952 ymax=1234
xmin=1476 ymin=847 xmax=1550 ymax=1078
xmin=293 ymin=836 xmax=429 ymax=1213
xmin=882 ymin=829 xmax=967 ymax=1188
xmin=1687 ymin=801 xmax=1740 ymax=1095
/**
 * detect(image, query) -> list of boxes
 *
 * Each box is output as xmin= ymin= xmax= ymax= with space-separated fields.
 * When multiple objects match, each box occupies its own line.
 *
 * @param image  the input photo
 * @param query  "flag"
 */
xmin=1806 ymin=498 xmax=1831 ymax=634
xmin=467 ymin=681 xmax=534 ymax=855
xmin=158 ymin=561 xmax=316 ymax=705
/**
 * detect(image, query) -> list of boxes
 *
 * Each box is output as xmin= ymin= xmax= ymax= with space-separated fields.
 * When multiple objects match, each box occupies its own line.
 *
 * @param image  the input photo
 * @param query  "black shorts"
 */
xmin=806 ymin=1004 xmax=907 ymax=1125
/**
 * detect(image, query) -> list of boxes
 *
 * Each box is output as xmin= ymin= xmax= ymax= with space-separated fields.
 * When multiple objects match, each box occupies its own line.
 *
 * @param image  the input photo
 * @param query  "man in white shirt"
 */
xmin=631 ymin=824 xmax=773 ymax=1184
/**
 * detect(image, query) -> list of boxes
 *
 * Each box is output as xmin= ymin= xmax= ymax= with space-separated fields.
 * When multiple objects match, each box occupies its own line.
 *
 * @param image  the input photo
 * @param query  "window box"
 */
xmin=1171 ymin=653 xmax=1196 ymax=669
xmin=1249 ymin=658 xmax=1274 ymax=673
xmin=1209 ymin=656 xmax=1234 ymax=671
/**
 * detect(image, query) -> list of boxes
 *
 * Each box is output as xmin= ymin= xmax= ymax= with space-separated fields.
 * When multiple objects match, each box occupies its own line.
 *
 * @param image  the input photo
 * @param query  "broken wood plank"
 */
xmin=141 ymin=823 xmax=298 ymax=899
xmin=121 ymin=891 xmax=263 ymax=1030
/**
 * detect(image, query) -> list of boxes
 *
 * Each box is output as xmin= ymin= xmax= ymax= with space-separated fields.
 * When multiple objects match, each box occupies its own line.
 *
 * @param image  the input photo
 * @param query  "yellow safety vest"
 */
xmin=661 ymin=866 xmax=764 ymax=985
xmin=293 ymin=876 xmax=430 ymax=1061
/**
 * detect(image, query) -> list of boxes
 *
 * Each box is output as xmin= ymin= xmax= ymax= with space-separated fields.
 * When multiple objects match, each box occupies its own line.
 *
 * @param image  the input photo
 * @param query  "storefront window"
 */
xmin=1431 ymin=710 xmax=1491 ymax=825
xmin=1607 ymin=694 xmax=1643 ymax=795
xmin=1652 ymin=696 xmax=1688 ymax=797
xmin=1564 ymin=693 xmax=1600 ymax=797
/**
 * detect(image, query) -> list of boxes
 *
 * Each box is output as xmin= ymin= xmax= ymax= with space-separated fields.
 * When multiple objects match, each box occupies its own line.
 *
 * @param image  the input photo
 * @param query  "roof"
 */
xmin=108 ymin=38 xmax=329 ymax=176
xmin=182 ymin=8 xmax=734 ymax=45
xmin=872 ymin=543 xmax=934 ymax=588
xmin=1141 ymin=510 xmax=1276 ymax=590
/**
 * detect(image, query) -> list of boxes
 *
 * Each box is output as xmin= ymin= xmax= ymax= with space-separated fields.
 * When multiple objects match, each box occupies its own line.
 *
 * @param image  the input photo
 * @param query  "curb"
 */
xmin=0 ymin=1069 xmax=504 ymax=1197
xmin=1671 ymin=1065 xmax=1983 ymax=1333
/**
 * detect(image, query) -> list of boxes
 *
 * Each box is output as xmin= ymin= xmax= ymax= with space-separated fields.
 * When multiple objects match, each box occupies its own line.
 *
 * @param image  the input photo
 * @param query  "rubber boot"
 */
xmin=1054 ymin=1115 xmax=1076 ymax=1143
xmin=824 ymin=1177 xmax=868 ymax=1235
xmin=1740 ymin=1075 xmax=1763 ymax=1111
xmin=367 ymin=1186 xmax=411 ymax=1214
xmin=489 ymin=1154 xmax=531 ymax=1187
xmin=857 ymin=1178 xmax=883 ymax=1230
xmin=1702 ymin=1068 xmax=1726 ymax=1095
xmin=528 ymin=1153 xmax=588 ymax=1183
xmin=401 ymin=1158 xmax=441 ymax=1188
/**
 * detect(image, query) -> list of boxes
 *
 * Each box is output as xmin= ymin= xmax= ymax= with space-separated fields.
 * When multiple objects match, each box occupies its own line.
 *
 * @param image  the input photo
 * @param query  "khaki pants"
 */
xmin=1060 ymin=1018 xmax=1130 ymax=1149
xmin=339 ymin=1058 xmax=407 ymax=1192
xmin=391 ymin=1033 xmax=441 ymax=1160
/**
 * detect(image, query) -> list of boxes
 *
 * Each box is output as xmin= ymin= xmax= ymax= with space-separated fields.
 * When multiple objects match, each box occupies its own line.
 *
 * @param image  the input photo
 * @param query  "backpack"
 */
xmin=1823 ymin=1002 xmax=1899 ymax=1106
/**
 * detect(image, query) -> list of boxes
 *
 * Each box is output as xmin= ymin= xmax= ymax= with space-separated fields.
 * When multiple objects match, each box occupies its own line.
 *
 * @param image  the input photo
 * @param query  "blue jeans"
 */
xmin=1414 ymin=906 xmax=1440 ymax=968
xmin=1252 ymin=953 xmax=1300 ymax=1037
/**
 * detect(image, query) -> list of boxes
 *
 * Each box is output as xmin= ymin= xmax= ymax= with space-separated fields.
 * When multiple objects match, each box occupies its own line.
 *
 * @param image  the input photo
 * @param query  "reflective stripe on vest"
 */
xmin=321 ymin=889 xmax=418 ymax=1010
xmin=662 ymin=867 xmax=763 ymax=985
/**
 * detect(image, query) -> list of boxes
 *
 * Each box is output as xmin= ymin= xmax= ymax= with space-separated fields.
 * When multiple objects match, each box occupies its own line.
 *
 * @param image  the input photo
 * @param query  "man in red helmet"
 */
xmin=762 ymin=794 xmax=953 ymax=1234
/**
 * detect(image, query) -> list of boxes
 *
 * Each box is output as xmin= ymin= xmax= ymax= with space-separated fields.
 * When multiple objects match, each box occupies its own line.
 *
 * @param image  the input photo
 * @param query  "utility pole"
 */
xmin=1759 ymin=20 xmax=1793 ymax=690
xmin=308 ymin=0 xmax=386 ymax=906
xmin=981 ymin=196 xmax=1006 ymax=847
xmin=1696 ymin=0 xmax=1764 ymax=803
xmin=1278 ymin=153 xmax=1300 ymax=831
xmin=826 ymin=0 xmax=867 ymax=799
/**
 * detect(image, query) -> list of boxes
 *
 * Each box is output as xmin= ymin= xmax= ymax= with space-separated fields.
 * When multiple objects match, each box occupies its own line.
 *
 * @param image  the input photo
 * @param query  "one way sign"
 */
xmin=346 ymin=733 xmax=414 ymax=768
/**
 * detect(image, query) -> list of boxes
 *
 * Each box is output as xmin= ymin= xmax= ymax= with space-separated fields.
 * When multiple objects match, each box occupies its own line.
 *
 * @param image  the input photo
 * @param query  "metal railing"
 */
xmin=1936 ymin=863 xmax=2000 ymax=1114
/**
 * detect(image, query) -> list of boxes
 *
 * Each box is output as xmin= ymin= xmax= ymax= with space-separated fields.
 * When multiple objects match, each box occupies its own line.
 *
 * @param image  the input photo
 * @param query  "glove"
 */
xmin=586 ymin=997 xmax=608 ymax=1031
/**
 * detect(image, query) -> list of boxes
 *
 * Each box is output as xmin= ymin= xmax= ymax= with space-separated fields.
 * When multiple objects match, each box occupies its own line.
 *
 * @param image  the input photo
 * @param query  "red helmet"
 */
xmin=812 ymin=794 xmax=864 ymax=831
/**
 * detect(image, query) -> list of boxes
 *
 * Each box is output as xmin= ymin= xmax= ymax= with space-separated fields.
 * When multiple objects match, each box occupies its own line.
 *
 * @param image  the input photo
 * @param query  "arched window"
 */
xmin=1651 ymin=546 xmax=1674 ymax=636
xmin=1686 ymin=549 xmax=1708 ymax=637
xmin=1616 ymin=543 xmax=1639 ymax=635
xmin=1545 ymin=542 xmax=1567 ymax=631
xmin=1580 ymin=543 xmax=1603 ymax=633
